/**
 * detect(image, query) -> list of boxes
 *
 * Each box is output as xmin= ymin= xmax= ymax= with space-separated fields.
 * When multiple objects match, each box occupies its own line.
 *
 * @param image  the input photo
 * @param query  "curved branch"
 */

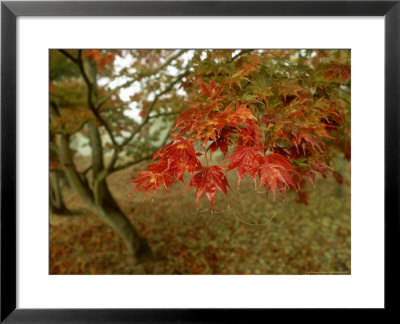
xmin=60 ymin=49 xmax=120 ymax=151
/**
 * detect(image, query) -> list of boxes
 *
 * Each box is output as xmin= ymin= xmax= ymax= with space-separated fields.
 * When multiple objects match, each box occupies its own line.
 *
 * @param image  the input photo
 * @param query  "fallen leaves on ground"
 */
xmin=50 ymin=157 xmax=350 ymax=275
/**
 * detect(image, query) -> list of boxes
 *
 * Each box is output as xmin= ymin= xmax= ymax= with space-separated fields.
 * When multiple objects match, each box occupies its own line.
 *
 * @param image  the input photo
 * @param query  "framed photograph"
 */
xmin=1 ymin=0 xmax=398 ymax=321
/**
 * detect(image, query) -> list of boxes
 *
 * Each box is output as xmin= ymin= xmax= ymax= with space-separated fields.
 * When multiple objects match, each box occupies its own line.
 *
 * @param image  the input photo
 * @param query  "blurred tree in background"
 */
xmin=50 ymin=49 xmax=350 ymax=266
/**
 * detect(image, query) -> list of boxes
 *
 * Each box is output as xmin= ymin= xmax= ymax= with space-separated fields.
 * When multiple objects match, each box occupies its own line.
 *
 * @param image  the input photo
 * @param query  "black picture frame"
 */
xmin=1 ymin=0 xmax=399 ymax=322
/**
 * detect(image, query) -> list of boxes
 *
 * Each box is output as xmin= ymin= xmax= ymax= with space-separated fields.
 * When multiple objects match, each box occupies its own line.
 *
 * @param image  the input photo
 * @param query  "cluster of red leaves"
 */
xmin=128 ymin=137 xmax=201 ymax=200
xmin=130 ymin=80 xmax=301 ymax=211
xmin=225 ymin=146 xmax=296 ymax=199
xmin=321 ymin=63 xmax=351 ymax=85
xmin=173 ymin=81 xmax=261 ymax=149
xmin=130 ymin=49 xmax=350 ymax=210
xmin=85 ymin=50 xmax=116 ymax=68
xmin=128 ymin=134 xmax=236 ymax=212
xmin=189 ymin=166 xmax=231 ymax=211
xmin=259 ymin=92 xmax=345 ymax=204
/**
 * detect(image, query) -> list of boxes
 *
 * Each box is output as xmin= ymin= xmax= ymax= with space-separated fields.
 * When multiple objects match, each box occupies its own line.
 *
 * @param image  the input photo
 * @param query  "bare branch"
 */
xmin=76 ymin=50 xmax=96 ymax=109
xmin=148 ymin=111 xmax=182 ymax=119
xmin=111 ymin=155 xmax=154 ymax=173
xmin=95 ymin=79 xmax=136 ymax=111
xmin=111 ymin=122 xmax=174 ymax=174
xmin=59 ymin=49 xmax=122 ymax=175
xmin=79 ymin=51 xmax=120 ymax=148
xmin=137 ymin=49 xmax=188 ymax=78
xmin=95 ymin=49 xmax=188 ymax=110
xmin=119 ymin=69 xmax=190 ymax=149
xmin=82 ymin=164 xmax=93 ymax=176
xmin=58 ymin=49 xmax=78 ymax=63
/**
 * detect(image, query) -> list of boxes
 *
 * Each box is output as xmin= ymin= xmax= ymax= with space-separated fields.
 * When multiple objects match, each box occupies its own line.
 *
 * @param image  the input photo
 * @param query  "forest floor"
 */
xmin=50 ymin=158 xmax=351 ymax=275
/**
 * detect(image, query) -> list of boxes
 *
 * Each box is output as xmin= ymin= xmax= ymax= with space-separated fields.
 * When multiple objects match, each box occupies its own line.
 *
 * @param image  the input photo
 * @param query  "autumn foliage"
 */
xmin=129 ymin=50 xmax=351 ymax=211
xmin=49 ymin=49 xmax=351 ymax=272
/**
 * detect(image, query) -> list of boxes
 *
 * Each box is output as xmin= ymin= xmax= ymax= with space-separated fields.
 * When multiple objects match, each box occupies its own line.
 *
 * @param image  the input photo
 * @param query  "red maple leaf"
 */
xmin=225 ymin=146 xmax=264 ymax=188
xmin=322 ymin=63 xmax=351 ymax=85
xmin=152 ymin=138 xmax=201 ymax=181
xmin=189 ymin=166 xmax=231 ymax=212
xmin=207 ymin=138 xmax=229 ymax=159
xmin=85 ymin=49 xmax=102 ymax=62
xmin=128 ymin=164 xmax=174 ymax=201
xmin=237 ymin=122 xmax=262 ymax=146
xmin=258 ymin=153 xmax=296 ymax=200
xmin=85 ymin=50 xmax=115 ymax=68
xmin=296 ymin=190 xmax=309 ymax=205
xmin=207 ymin=128 xmax=231 ymax=159
xmin=200 ymin=80 xmax=222 ymax=99
xmin=275 ymin=79 xmax=304 ymax=101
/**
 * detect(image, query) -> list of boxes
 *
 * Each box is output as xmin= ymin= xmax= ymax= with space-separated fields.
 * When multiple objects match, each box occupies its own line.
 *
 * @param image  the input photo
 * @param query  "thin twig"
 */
xmin=119 ymin=69 xmax=190 ymax=148
xmin=95 ymin=49 xmax=188 ymax=110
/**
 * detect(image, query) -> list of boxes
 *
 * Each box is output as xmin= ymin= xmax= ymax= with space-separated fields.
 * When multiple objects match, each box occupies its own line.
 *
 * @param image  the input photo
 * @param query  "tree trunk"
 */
xmin=57 ymin=133 xmax=152 ymax=265
xmin=92 ymin=201 xmax=152 ymax=265
xmin=92 ymin=175 xmax=152 ymax=264
xmin=49 ymin=172 xmax=70 ymax=215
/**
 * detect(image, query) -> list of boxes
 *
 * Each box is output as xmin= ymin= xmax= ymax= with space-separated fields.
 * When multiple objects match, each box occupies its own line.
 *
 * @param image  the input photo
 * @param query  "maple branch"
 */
xmin=50 ymin=168 xmax=64 ymax=174
xmin=119 ymin=69 xmax=190 ymax=149
xmin=57 ymin=50 xmax=190 ymax=177
xmin=59 ymin=49 xmax=123 ymax=177
xmin=79 ymin=51 xmax=120 ymax=149
xmin=69 ymin=120 xmax=88 ymax=135
xmin=126 ymin=49 xmax=188 ymax=80
xmin=50 ymin=141 xmax=59 ymax=155
xmin=95 ymin=49 xmax=188 ymax=110
xmin=148 ymin=111 xmax=182 ymax=119
xmin=104 ymin=59 xmax=189 ymax=173
xmin=78 ymin=164 xmax=93 ymax=186
xmin=141 ymin=49 xmax=188 ymax=77
xmin=58 ymin=49 xmax=78 ymax=63
xmin=82 ymin=164 xmax=93 ymax=176
xmin=107 ymin=147 xmax=120 ymax=173
xmin=57 ymin=133 xmax=94 ymax=201
xmin=95 ymin=80 xmax=136 ymax=111
xmin=111 ymin=155 xmax=154 ymax=173
xmin=49 ymin=100 xmax=88 ymax=137
xmin=59 ymin=50 xmax=117 ymax=144
xmin=98 ymin=103 xmax=129 ymax=113
xmin=269 ymin=52 xmax=292 ymax=65
xmin=111 ymin=122 xmax=174 ymax=174
xmin=201 ymin=49 xmax=255 ymax=79
xmin=231 ymin=49 xmax=255 ymax=61
xmin=75 ymin=50 xmax=96 ymax=110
